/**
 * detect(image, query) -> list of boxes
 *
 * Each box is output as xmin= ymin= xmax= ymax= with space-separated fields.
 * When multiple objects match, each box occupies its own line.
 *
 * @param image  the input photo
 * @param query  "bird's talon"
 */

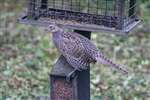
xmin=66 ymin=75 xmax=71 ymax=82
xmin=77 ymin=68 xmax=81 ymax=71
xmin=66 ymin=69 xmax=77 ymax=82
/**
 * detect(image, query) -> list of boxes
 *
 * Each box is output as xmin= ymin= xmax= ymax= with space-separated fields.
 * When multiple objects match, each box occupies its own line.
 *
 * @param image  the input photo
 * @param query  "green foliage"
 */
xmin=0 ymin=0 xmax=150 ymax=100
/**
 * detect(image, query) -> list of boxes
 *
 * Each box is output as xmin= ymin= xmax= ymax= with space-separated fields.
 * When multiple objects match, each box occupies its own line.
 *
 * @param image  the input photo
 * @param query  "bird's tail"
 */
xmin=95 ymin=52 xmax=128 ymax=74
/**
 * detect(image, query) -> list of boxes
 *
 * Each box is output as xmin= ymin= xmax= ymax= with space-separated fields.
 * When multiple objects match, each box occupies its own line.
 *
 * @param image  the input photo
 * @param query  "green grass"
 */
xmin=0 ymin=0 xmax=150 ymax=100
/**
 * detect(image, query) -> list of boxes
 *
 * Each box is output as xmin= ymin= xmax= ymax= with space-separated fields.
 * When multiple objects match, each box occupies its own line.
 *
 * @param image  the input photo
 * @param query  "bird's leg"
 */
xmin=66 ymin=69 xmax=77 ymax=82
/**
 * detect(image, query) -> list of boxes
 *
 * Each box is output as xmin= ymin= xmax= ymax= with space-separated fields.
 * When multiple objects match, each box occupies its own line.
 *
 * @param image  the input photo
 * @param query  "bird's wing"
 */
xmin=74 ymin=32 xmax=128 ymax=74
xmin=66 ymin=54 xmax=89 ymax=70
xmin=58 ymin=32 xmax=85 ymax=57
xmin=57 ymin=32 xmax=89 ymax=70
xmin=72 ymin=32 xmax=99 ymax=60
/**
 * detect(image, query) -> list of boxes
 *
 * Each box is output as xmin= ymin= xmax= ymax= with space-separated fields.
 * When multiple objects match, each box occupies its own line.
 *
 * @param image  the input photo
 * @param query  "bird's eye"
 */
xmin=49 ymin=26 xmax=52 ymax=28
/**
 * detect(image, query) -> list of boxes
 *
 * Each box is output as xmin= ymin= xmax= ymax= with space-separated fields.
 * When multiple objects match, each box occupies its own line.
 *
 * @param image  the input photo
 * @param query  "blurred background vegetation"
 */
xmin=0 ymin=0 xmax=150 ymax=100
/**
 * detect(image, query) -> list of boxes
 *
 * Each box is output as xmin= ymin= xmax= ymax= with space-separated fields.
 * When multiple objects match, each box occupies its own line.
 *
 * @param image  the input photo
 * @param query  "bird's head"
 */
xmin=46 ymin=24 xmax=63 ymax=33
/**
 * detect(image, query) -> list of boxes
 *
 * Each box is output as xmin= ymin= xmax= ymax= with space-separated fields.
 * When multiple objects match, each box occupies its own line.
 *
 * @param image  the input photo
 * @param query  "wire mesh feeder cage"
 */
xmin=19 ymin=0 xmax=141 ymax=34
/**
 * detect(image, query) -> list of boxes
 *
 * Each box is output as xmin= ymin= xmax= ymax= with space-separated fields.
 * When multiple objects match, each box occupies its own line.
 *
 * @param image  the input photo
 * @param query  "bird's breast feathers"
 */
xmin=55 ymin=32 xmax=85 ymax=58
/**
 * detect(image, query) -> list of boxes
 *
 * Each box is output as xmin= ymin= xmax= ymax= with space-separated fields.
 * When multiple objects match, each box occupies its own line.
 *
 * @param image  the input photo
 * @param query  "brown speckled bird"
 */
xmin=47 ymin=24 xmax=128 ymax=81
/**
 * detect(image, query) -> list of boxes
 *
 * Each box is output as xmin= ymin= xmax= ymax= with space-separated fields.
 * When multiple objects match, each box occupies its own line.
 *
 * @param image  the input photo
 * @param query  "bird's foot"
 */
xmin=66 ymin=69 xmax=77 ymax=82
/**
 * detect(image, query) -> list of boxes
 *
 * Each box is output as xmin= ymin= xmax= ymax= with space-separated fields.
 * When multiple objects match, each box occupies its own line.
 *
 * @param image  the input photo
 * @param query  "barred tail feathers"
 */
xmin=95 ymin=52 xmax=128 ymax=74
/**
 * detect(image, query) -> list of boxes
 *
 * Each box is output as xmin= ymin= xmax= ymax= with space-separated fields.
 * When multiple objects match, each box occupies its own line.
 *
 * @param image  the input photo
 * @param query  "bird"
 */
xmin=46 ymin=24 xmax=128 ymax=81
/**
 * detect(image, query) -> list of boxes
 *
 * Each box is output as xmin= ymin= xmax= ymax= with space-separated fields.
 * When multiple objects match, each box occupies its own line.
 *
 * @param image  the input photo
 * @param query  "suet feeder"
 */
xmin=19 ymin=0 xmax=140 ymax=34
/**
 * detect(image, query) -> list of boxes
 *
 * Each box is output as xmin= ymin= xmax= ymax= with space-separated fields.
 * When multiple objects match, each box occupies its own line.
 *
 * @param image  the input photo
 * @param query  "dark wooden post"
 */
xmin=74 ymin=30 xmax=91 ymax=100
xmin=50 ymin=30 xmax=91 ymax=100
xmin=50 ymin=56 xmax=78 ymax=100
